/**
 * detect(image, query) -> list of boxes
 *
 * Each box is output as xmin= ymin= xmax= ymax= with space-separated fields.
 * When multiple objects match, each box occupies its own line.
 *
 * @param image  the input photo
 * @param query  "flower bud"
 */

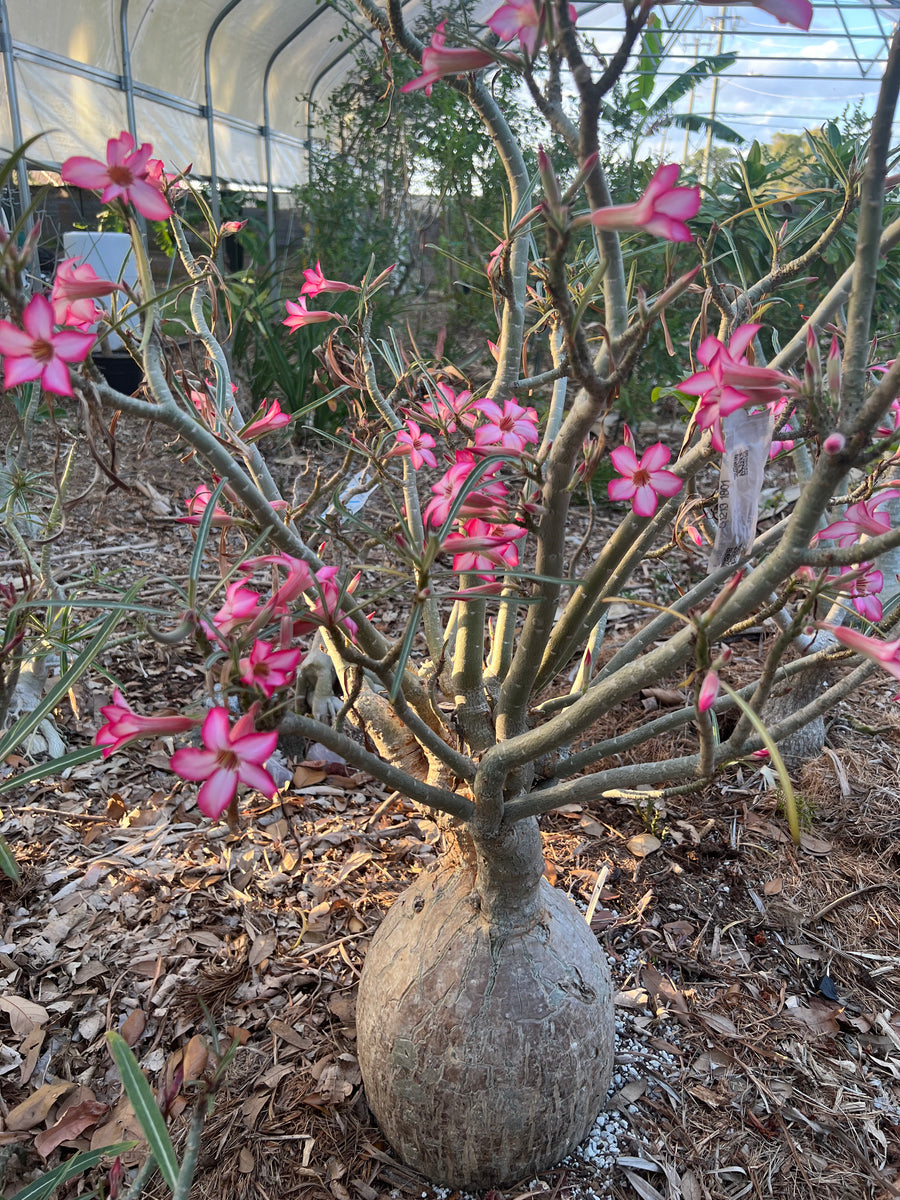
xmin=822 ymin=431 xmax=845 ymax=455
xmin=827 ymin=335 xmax=842 ymax=405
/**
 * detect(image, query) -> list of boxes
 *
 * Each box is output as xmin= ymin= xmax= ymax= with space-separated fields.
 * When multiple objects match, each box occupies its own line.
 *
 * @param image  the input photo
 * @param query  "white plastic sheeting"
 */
xmin=0 ymin=0 xmax=435 ymax=189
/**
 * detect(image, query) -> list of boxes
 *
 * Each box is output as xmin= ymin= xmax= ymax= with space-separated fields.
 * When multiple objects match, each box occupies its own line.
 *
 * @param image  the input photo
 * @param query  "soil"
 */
xmin=1 ymin=409 xmax=899 ymax=1200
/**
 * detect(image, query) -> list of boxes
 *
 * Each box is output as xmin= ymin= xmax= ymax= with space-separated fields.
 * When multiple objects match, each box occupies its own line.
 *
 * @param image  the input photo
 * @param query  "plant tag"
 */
xmin=710 ymin=407 xmax=773 ymax=568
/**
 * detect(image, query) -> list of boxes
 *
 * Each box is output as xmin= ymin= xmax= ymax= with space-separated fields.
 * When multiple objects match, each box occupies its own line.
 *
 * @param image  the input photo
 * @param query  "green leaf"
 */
xmin=0 ymin=580 xmax=144 ymax=764
xmin=721 ymin=682 xmax=800 ymax=845
xmin=668 ymin=112 xmax=744 ymax=146
xmin=187 ymin=477 xmax=230 ymax=606
xmin=8 ymin=1143 xmax=135 ymax=1200
xmin=106 ymin=1032 xmax=179 ymax=1192
xmin=0 ymin=744 xmax=103 ymax=798
xmin=649 ymin=52 xmax=737 ymax=114
xmin=0 ymin=830 xmax=20 ymax=880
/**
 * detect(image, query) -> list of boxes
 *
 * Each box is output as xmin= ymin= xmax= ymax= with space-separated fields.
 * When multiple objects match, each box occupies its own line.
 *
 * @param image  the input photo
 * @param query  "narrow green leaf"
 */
xmin=0 ymin=744 xmax=104 ymax=798
xmin=389 ymin=605 xmax=423 ymax=703
xmin=669 ymin=112 xmax=744 ymax=146
xmin=0 ymin=831 xmax=20 ymax=880
xmin=8 ymin=1143 xmax=135 ymax=1200
xmin=721 ymin=682 xmax=800 ymax=845
xmin=0 ymin=580 xmax=144 ymax=763
xmin=650 ymin=52 xmax=737 ymax=113
xmin=187 ymin=477 xmax=229 ymax=604
xmin=106 ymin=1032 xmax=179 ymax=1192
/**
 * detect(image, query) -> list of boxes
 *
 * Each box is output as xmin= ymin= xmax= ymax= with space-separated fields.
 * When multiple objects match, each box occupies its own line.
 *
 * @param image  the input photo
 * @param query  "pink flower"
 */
xmin=472 ymin=397 xmax=539 ymax=452
xmin=170 ymin=707 xmax=278 ymax=819
xmin=608 ymin=432 xmax=682 ymax=518
xmin=239 ymin=553 xmax=315 ymax=624
xmin=386 ymin=420 xmax=437 ymax=470
xmin=211 ymin=581 xmax=263 ymax=636
xmin=50 ymin=259 xmax=120 ymax=329
xmin=821 ymin=625 xmax=900 ymax=699
xmin=589 ymin=164 xmax=700 ymax=243
xmin=400 ymin=22 xmax=495 ymax=96
xmin=679 ymin=324 xmax=793 ymax=452
xmin=815 ymin=491 xmax=900 ymax=548
xmin=877 ymin=399 xmax=900 ymax=442
xmin=178 ymin=485 xmax=234 ymax=527
xmin=828 ymin=563 xmax=884 ymax=623
xmin=445 ymin=519 xmax=526 ymax=579
xmin=300 ymin=261 xmax=356 ymax=297
xmin=424 ymin=453 xmax=508 ymax=529
xmin=419 ymin=382 xmax=477 ymax=434
xmin=61 ymin=132 xmax=173 ymax=221
xmin=486 ymin=0 xmax=576 ymax=55
xmin=238 ymin=639 xmax=302 ymax=699
xmin=95 ymin=688 xmax=198 ymax=758
xmin=220 ymin=220 xmax=247 ymax=234
xmin=769 ymin=397 xmax=795 ymax=459
xmin=242 ymin=398 xmax=291 ymax=441
xmin=697 ymin=671 xmax=720 ymax=713
xmin=0 ymin=295 xmax=95 ymax=397
xmin=282 ymin=296 xmax=338 ymax=332
xmin=696 ymin=0 xmax=812 ymax=30
xmin=308 ymin=565 xmax=360 ymax=640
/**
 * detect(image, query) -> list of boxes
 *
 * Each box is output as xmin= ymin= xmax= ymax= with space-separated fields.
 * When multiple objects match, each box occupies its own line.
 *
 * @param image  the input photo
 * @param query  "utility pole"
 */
xmin=701 ymin=7 xmax=727 ymax=187
xmin=682 ymin=35 xmax=700 ymax=163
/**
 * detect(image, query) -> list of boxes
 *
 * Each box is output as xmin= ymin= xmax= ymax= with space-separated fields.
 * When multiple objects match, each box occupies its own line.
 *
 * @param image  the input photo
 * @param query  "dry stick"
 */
xmin=807 ymin=883 xmax=899 ymax=925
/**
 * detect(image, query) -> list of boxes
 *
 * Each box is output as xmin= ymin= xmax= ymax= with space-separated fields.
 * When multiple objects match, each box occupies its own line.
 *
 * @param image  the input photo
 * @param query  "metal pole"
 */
xmin=119 ymin=0 xmax=138 ymax=141
xmin=262 ymin=8 xmax=332 ymax=267
xmin=702 ymin=8 xmax=726 ymax=188
xmin=0 ymin=0 xmax=34 ymax=241
xmin=204 ymin=0 xmax=245 ymax=256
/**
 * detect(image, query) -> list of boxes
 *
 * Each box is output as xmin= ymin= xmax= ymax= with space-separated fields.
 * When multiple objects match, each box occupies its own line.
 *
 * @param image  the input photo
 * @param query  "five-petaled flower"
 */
xmin=679 ymin=323 xmax=794 ymax=452
xmin=300 ymin=262 xmax=356 ymax=297
xmin=401 ymin=21 xmax=495 ymax=96
xmin=588 ymin=164 xmax=701 ymax=244
xmin=608 ymin=431 xmax=682 ymax=518
xmin=445 ymin=519 xmax=526 ymax=579
xmin=0 ymin=295 xmax=95 ymax=396
xmin=283 ymin=296 xmax=339 ymax=332
xmin=62 ymin=131 xmax=173 ymax=221
xmin=50 ymin=257 xmax=121 ymax=329
xmin=472 ymin=397 xmax=539 ymax=453
xmin=828 ymin=563 xmax=884 ymax=623
xmin=386 ymin=420 xmax=438 ymax=470
xmin=170 ymin=707 xmax=278 ymax=819
xmin=815 ymin=490 xmax=900 ymax=548
xmin=242 ymin=398 xmax=291 ymax=442
xmin=95 ymin=688 xmax=198 ymax=758
xmin=239 ymin=639 xmax=303 ymax=699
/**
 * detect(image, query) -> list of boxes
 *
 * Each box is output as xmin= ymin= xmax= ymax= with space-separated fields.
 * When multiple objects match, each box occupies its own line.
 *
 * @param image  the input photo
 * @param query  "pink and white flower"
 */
xmin=424 ymin=452 xmax=508 ymax=528
xmin=608 ymin=431 xmax=682 ymax=518
xmin=445 ymin=519 xmax=526 ymax=578
xmin=588 ymin=164 xmax=700 ymax=244
xmin=401 ymin=22 xmax=495 ymax=96
xmin=95 ymin=688 xmax=198 ymax=758
xmin=386 ymin=420 xmax=438 ymax=470
xmin=472 ymin=397 xmax=539 ymax=453
xmin=815 ymin=491 xmax=900 ymax=548
xmin=50 ymin=258 xmax=121 ymax=329
xmin=828 ymin=563 xmax=884 ymax=624
xmin=178 ymin=485 xmax=234 ymax=527
xmin=238 ymin=639 xmax=302 ymax=699
xmin=0 ymin=294 xmax=95 ymax=397
xmin=170 ymin=707 xmax=278 ymax=819
xmin=419 ymin=382 xmax=477 ymax=434
xmin=62 ymin=132 xmax=173 ymax=221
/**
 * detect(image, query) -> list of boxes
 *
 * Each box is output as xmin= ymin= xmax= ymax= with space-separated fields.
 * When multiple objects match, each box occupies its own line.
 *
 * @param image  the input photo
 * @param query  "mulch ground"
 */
xmin=1 ymin=410 xmax=899 ymax=1200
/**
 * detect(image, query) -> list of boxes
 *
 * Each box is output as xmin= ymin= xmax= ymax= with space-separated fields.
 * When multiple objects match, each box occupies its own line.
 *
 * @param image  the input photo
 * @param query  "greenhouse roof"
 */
xmin=0 ymin=1 xmax=897 ymax=198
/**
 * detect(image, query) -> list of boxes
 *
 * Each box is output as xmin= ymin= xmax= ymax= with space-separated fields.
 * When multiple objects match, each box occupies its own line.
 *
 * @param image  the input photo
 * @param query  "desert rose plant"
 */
xmin=5 ymin=0 xmax=900 ymax=1187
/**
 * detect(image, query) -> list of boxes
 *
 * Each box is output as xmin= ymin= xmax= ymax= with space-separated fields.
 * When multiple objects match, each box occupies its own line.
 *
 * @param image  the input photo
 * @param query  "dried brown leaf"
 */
xmin=0 ymin=995 xmax=49 ymax=1037
xmin=34 ymin=1098 xmax=108 ymax=1158
xmin=6 ymin=1081 xmax=75 ymax=1131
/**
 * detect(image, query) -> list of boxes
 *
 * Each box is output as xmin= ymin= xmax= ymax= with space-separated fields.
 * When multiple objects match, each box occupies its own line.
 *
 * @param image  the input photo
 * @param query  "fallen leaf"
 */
xmin=182 ymin=1035 xmax=209 ymax=1081
xmin=627 ymin=833 xmax=661 ymax=858
xmin=239 ymin=1147 xmax=255 ymax=1173
xmin=786 ymin=943 xmax=822 ymax=961
xmin=700 ymin=1012 xmax=739 ymax=1038
xmin=34 ymin=1097 xmax=108 ymax=1157
xmin=6 ymin=1081 xmax=75 ymax=1131
xmin=120 ymin=1008 xmax=145 ymax=1047
xmin=763 ymin=878 xmax=783 ymax=895
xmin=249 ymin=930 xmax=278 ymax=967
xmin=336 ymin=850 xmax=373 ymax=883
xmin=0 ymin=995 xmax=49 ymax=1037
xmin=293 ymin=765 xmax=328 ymax=788
xmin=784 ymin=1000 xmax=842 ymax=1035
xmin=799 ymin=833 xmax=833 ymax=855
xmin=542 ymin=858 xmax=558 ymax=886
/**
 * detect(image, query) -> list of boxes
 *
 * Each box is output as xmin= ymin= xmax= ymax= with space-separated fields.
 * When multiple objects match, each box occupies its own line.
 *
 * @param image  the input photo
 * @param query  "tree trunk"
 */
xmin=356 ymin=815 xmax=615 ymax=1188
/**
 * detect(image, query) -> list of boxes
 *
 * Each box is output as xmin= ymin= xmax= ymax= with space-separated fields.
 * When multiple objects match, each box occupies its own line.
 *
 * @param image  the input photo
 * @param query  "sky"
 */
xmin=574 ymin=1 xmax=898 ymax=157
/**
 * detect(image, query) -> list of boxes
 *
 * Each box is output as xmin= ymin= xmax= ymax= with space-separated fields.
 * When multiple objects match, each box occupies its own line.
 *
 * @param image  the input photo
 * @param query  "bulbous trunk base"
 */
xmin=356 ymin=857 xmax=615 ymax=1188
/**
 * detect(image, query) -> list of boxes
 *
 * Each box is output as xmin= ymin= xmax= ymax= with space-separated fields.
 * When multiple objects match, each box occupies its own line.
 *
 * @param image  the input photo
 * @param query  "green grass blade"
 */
xmin=721 ymin=681 xmax=800 ymax=845
xmin=0 ymin=744 xmax=104 ymax=798
xmin=106 ymin=1032 xmax=179 ymax=1192
xmin=0 ymin=579 xmax=144 ymax=763
xmin=0 ymin=831 xmax=20 ymax=880
xmin=8 ymin=1143 xmax=135 ymax=1200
